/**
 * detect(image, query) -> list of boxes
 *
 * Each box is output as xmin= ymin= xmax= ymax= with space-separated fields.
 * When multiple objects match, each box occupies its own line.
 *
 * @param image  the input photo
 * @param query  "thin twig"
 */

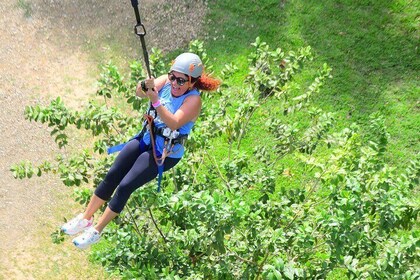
xmin=203 ymin=150 xmax=230 ymax=187
xmin=255 ymin=249 xmax=270 ymax=280
xmin=192 ymin=152 xmax=205 ymax=186
xmin=148 ymin=207 xmax=167 ymax=243
xmin=282 ymin=175 xmax=323 ymax=230
xmin=126 ymin=204 xmax=142 ymax=237
xmin=111 ymin=123 xmax=123 ymax=136
xmin=171 ymin=168 xmax=178 ymax=192
xmin=235 ymin=254 xmax=256 ymax=265
xmin=226 ymin=251 xmax=257 ymax=266
xmin=236 ymin=88 xmax=276 ymax=150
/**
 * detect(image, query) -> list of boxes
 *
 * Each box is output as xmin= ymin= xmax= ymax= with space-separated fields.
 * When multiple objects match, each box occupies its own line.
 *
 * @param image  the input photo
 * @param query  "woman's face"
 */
xmin=168 ymin=71 xmax=193 ymax=96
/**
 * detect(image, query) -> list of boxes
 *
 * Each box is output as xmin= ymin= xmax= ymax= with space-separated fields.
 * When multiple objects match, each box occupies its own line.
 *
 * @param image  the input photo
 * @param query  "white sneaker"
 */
xmin=72 ymin=227 xmax=101 ymax=249
xmin=61 ymin=213 xmax=93 ymax=235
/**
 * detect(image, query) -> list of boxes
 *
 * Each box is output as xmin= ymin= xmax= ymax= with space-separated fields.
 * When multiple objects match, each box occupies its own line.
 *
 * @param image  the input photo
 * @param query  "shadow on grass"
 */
xmin=205 ymin=0 xmax=419 ymax=160
xmin=207 ymin=0 xmax=418 ymax=118
xmin=288 ymin=0 xmax=419 ymax=120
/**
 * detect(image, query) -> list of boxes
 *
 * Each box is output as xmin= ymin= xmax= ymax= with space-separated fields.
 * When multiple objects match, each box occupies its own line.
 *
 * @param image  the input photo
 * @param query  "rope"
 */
xmin=144 ymin=114 xmax=175 ymax=192
xmin=144 ymin=114 xmax=165 ymax=165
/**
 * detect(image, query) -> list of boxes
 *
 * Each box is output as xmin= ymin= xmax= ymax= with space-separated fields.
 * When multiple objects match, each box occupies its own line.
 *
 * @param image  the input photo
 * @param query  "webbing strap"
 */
xmin=129 ymin=0 xmax=155 ymax=142
xmin=107 ymin=143 xmax=127 ymax=155
xmin=130 ymin=0 xmax=152 ymax=78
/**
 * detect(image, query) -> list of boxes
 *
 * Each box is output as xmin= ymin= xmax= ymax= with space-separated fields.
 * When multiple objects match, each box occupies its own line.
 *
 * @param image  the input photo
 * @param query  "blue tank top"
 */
xmin=142 ymin=83 xmax=200 ymax=158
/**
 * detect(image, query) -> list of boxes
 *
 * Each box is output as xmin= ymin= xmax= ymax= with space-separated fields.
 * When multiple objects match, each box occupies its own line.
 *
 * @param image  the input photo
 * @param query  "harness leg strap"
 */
xmin=107 ymin=143 xmax=127 ymax=154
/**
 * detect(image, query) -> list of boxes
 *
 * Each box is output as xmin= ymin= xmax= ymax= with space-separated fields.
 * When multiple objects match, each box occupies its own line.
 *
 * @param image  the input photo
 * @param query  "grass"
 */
xmin=0 ymin=175 xmax=117 ymax=280
xmin=204 ymin=0 xmax=419 ymax=169
xmin=67 ymin=1 xmax=418 ymax=167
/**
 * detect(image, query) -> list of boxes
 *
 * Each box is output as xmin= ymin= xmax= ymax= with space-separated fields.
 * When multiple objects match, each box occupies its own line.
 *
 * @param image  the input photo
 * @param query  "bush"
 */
xmin=12 ymin=39 xmax=420 ymax=279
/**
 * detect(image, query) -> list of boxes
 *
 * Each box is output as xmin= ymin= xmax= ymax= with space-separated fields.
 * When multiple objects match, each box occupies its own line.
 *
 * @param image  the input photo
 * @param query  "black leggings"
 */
xmin=94 ymin=139 xmax=180 ymax=213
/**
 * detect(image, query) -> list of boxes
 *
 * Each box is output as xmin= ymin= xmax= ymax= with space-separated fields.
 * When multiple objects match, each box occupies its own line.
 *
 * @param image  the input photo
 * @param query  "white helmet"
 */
xmin=170 ymin=52 xmax=203 ymax=78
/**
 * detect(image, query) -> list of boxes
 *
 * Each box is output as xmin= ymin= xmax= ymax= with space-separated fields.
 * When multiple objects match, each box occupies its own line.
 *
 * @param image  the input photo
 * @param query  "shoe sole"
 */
xmin=73 ymin=240 xmax=89 ymax=249
xmin=73 ymin=238 xmax=100 ymax=250
xmin=61 ymin=225 xmax=92 ymax=236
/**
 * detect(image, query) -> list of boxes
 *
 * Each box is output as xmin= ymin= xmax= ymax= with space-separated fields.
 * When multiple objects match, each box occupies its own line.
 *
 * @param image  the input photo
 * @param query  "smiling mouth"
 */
xmin=172 ymin=85 xmax=182 ymax=92
xmin=171 ymin=85 xmax=182 ymax=96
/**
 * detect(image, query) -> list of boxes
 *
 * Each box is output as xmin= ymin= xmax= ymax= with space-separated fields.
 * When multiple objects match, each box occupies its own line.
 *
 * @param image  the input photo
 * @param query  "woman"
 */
xmin=61 ymin=53 xmax=220 ymax=249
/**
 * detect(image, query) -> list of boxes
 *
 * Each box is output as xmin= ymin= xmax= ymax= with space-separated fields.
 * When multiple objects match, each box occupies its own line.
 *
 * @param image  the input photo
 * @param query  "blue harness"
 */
xmin=107 ymin=108 xmax=166 ymax=192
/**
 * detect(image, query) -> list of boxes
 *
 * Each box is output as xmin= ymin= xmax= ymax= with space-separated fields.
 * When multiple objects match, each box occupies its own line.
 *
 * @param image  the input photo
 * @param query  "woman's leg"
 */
xmin=108 ymin=150 xmax=160 ymax=213
xmin=95 ymin=206 xmax=119 ymax=233
xmin=82 ymin=194 xmax=106 ymax=220
xmin=94 ymin=139 xmax=144 ymax=201
xmin=109 ymin=151 xmax=180 ymax=213
xmin=93 ymin=152 xmax=180 ymax=232
xmin=82 ymin=139 xmax=145 ymax=220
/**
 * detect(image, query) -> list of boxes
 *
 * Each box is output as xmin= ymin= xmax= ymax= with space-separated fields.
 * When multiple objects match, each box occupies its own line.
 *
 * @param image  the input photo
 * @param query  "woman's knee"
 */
xmin=94 ymin=179 xmax=114 ymax=201
xmin=108 ymin=184 xmax=136 ymax=213
xmin=103 ymin=165 xmax=121 ymax=183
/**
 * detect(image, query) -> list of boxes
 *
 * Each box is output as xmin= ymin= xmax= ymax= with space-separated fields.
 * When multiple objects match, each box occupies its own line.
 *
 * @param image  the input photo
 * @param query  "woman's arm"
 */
xmin=153 ymin=95 xmax=202 ymax=131
xmin=153 ymin=75 xmax=169 ymax=92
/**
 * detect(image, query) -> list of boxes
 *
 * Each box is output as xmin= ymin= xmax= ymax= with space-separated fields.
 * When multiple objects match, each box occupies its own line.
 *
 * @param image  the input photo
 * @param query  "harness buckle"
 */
xmin=162 ymin=127 xmax=172 ymax=138
xmin=154 ymin=126 xmax=186 ymax=145
xmin=147 ymin=107 xmax=157 ymax=119
xmin=170 ymin=130 xmax=180 ymax=139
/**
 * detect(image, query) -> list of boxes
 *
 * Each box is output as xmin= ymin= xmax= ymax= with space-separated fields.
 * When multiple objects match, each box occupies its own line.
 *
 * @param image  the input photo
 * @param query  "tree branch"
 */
xmin=148 ymin=207 xmax=167 ymax=243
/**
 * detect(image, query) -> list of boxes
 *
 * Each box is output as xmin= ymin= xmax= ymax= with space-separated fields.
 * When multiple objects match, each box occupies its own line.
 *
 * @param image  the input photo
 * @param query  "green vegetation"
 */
xmin=16 ymin=0 xmax=32 ymax=18
xmin=12 ymin=39 xmax=419 ymax=278
xmin=11 ymin=0 xmax=419 ymax=279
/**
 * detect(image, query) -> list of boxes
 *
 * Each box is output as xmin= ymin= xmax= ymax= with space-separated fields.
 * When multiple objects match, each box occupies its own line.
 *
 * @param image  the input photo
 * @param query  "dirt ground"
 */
xmin=0 ymin=0 xmax=207 ymax=278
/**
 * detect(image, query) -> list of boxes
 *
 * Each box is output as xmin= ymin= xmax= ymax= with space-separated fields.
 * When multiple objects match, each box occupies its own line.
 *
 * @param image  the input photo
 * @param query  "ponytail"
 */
xmin=194 ymin=73 xmax=221 ymax=91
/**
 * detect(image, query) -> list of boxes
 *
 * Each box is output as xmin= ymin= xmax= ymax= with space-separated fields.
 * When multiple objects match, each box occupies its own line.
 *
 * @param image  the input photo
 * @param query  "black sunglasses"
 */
xmin=168 ymin=72 xmax=188 ymax=86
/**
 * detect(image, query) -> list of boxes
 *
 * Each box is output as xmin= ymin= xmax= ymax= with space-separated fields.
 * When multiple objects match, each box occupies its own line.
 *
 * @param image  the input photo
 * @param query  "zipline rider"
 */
xmin=62 ymin=53 xmax=221 ymax=249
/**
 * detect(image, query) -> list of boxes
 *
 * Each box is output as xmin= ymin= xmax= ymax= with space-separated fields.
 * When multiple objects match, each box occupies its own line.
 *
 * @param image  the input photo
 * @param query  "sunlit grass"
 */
xmin=204 ymin=0 xmax=419 ymax=170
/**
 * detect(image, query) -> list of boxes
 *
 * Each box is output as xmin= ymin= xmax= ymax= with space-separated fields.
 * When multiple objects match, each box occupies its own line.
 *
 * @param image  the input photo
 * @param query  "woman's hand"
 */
xmin=144 ymin=78 xmax=159 ymax=103
xmin=136 ymin=78 xmax=159 ymax=103
xmin=135 ymin=81 xmax=147 ymax=98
